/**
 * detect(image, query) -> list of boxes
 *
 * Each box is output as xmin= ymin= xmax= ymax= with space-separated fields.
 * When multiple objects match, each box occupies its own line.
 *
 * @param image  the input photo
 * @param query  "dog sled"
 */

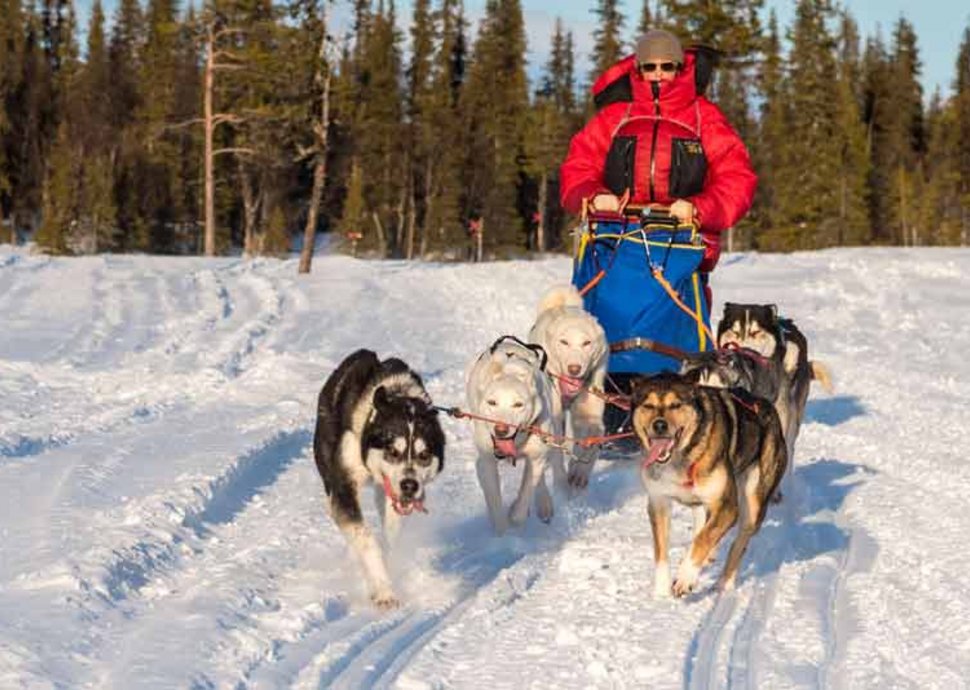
xmin=572 ymin=205 xmax=712 ymax=372
xmin=571 ymin=205 xmax=713 ymax=444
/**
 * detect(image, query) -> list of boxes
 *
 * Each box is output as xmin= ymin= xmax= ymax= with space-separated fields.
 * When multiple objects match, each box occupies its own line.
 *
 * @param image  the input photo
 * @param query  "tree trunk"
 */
xmin=239 ymin=159 xmax=259 ymax=256
xmin=898 ymin=165 xmax=908 ymax=247
xmin=476 ymin=219 xmax=484 ymax=262
xmin=372 ymin=211 xmax=388 ymax=258
xmin=203 ymin=23 xmax=216 ymax=257
xmin=419 ymin=159 xmax=433 ymax=258
xmin=405 ymin=173 xmax=416 ymax=260
xmin=298 ymin=4 xmax=332 ymax=275
xmin=537 ymin=171 xmax=547 ymax=253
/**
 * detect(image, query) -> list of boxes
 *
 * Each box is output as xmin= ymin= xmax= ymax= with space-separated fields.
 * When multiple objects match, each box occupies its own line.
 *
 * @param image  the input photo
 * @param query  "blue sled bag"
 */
xmin=572 ymin=215 xmax=712 ymax=376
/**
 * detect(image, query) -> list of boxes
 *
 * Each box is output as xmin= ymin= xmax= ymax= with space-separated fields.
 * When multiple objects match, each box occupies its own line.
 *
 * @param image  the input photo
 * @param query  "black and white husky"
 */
xmin=313 ymin=349 xmax=445 ymax=609
xmin=716 ymin=303 xmax=832 ymax=463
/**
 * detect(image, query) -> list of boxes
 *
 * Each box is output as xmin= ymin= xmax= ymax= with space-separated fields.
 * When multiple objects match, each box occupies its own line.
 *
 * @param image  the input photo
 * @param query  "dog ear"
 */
xmin=628 ymin=375 xmax=651 ymax=407
xmin=373 ymin=385 xmax=391 ymax=412
xmin=681 ymin=366 xmax=704 ymax=384
xmin=768 ymin=304 xmax=778 ymax=321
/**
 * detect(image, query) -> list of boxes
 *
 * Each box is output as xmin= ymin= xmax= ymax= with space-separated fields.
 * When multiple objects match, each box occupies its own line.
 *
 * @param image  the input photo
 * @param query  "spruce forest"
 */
xmin=2 ymin=0 xmax=969 ymax=265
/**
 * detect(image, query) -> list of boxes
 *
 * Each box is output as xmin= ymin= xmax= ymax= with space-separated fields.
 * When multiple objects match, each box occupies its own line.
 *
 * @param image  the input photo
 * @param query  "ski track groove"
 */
xmin=99 ymin=428 xmax=312 ymax=603
xmin=310 ymin=547 xmax=525 ymax=690
xmin=686 ymin=483 xmax=797 ymax=690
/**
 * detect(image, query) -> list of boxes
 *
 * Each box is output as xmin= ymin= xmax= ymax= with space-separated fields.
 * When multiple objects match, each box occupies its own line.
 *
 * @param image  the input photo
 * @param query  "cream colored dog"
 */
xmin=466 ymin=337 xmax=565 ymax=534
xmin=529 ymin=286 xmax=608 ymax=489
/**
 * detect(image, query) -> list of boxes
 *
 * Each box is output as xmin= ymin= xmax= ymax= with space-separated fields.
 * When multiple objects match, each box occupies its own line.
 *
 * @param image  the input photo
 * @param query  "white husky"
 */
xmin=465 ymin=337 xmax=565 ymax=535
xmin=529 ymin=285 xmax=608 ymax=489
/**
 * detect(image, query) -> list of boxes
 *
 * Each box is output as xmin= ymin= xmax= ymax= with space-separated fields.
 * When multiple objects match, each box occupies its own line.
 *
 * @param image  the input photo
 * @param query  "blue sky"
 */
xmin=77 ymin=0 xmax=968 ymax=97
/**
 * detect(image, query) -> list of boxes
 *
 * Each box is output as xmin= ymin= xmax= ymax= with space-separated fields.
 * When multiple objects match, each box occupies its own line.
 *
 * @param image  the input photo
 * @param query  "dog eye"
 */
xmin=486 ymin=399 xmax=497 ymax=406
xmin=512 ymin=401 xmax=524 ymax=408
xmin=668 ymin=402 xmax=682 ymax=411
xmin=416 ymin=450 xmax=433 ymax=466
xmin=559 ymin=339 xmax=569 ymax=346
xmin=387 ymin=447 xmax=402 ymax=459
xmin=641 ymin=403 xmax=656 ymax=411
xmin=582 ymin=340 xmax=591 ymax=347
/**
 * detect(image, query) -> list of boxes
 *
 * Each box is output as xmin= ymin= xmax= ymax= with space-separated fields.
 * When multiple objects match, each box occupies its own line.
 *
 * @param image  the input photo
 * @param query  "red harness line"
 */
xmin=436 ymin=406 xmax=636 ymax=450
xmin=381 ymin=474 xmax=428 ymax=516
xmin=546 ymin=371 xmax=632 ymax=412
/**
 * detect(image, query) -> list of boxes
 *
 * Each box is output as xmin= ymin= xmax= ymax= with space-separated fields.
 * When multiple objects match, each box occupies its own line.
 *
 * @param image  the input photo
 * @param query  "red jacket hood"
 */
xmin=591 ymin=49 xmax=703 ymax=113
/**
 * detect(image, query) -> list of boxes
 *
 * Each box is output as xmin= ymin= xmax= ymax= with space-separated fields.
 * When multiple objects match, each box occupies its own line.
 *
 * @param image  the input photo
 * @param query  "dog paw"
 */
xmin=673 ymin=561 xmax=700 ymax=598
xmin=716 ymin=574 xmax=737 ymax=593
xmin=672 ymin=578 xmax=696 ymax=598
xmin=371 ymin=591 xmax=400 ymax=611
xmin=536 ymin=493 xmax=554 ymax=523
xmin=489 ymin=514 xmax=509 ymax=536
xmin=567 ymin=460 xmax=592 ymax=490
xmin=508 ymin=502 xmax=528 ymax=526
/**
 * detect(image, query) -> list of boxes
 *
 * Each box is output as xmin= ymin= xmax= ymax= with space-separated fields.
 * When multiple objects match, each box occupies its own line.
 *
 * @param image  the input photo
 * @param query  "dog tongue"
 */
xmin=493 ymin=436 xmax=518 ymax=458
xmin=643 ymin=437 xmax=675 ymax=467
xmin=559 ymin=376 xmax=584 ymax=402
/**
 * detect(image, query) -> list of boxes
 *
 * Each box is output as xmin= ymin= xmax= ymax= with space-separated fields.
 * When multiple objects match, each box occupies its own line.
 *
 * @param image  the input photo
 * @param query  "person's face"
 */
xmin=638 ymin=58 xmax=679 ymax=82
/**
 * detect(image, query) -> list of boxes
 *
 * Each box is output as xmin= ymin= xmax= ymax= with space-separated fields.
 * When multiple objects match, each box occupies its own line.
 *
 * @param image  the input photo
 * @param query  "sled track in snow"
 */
xmin=685 ymin=490 xmax=795 ymax=690
xmin=100 ymin=429 xmax=311 ymax=602
xmin=311 ymin=546 xmax=525 ymax=689
xmin=813 ymin=522 xmax=877 ymax=690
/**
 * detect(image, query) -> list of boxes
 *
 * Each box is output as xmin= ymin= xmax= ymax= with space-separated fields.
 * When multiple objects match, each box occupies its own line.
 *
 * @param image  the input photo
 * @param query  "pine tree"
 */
xmin=419 ymin=0 xmax=466 ymax=257
xmin=109 ymin=0 xmax=147 ymax=250
xmin=862 ymin=32 xmax=893 ymax=244
xmin=405 ymin=0 xmax=435 ymax=259
xmin=589 ymin=0 xmax=625 ymax=86
xmin=832 ymin=9 xmax=870 ymax=245
xmin=137 ymin=0 xmax=183 ymax=252
xmin=35 ymin=0 xmax=81 ymax=254
xmin=636 ymin=0 xmax=653 ymax=36
xmin=0 ymin=0 xmax=24 ymax=241
xmin=461 ymin=0 xmax=530 ymax=254
xmin=886 ymin=17 xmax=924 ymax=245
xmin=750 ymin=10 xmax=784 ymax=244
xmin=8 ymin=4 xmax=50 ymax=237
xmin=768 ymin=0 xmax=842 ymax=250
xmin=530 ymin=18 xmax=576 ymax=252
xmin=77 ymin=0 xmax=117 ymax=252
xmin=921 ymin=90 xmax=961 ymax=244
xmin=956 ymin=26 xmax=970 ymax=245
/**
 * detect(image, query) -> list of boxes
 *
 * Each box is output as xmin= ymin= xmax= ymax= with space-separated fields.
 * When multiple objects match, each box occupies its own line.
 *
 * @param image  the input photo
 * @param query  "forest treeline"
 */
xmin=1 ymin=0 xmax=969 ymax=262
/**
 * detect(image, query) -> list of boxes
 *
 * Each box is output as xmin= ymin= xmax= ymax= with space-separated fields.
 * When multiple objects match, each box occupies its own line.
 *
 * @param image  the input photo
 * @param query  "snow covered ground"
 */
xmin=1 ymin=245 xmax=969 ymax=689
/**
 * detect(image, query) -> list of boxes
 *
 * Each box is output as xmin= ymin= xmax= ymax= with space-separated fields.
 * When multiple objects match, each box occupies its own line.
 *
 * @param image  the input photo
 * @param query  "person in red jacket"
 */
xmin=560 ymin=29 xmax=757 ymax=275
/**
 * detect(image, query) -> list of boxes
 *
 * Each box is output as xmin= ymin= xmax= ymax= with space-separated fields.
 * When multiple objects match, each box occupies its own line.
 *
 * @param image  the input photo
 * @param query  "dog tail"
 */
xmin=810 ymin=360 xmax=834 ymax=394
xmin=537 ymin=284 xmax=583 ymax=316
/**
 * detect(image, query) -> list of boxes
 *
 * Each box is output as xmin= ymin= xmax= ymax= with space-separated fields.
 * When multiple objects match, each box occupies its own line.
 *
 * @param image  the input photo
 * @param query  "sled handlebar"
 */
xmin=585 ymin=204 xmax=688 ymax=228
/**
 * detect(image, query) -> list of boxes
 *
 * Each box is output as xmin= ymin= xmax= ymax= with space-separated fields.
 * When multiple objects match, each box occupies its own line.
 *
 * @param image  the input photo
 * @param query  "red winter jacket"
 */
xmin=560 ymin=50 xmax=757 ymax=271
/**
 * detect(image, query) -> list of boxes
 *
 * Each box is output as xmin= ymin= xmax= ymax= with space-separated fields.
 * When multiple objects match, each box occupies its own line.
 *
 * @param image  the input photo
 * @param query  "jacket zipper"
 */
xmin=649 ymin=84 xmax=661 ymax=202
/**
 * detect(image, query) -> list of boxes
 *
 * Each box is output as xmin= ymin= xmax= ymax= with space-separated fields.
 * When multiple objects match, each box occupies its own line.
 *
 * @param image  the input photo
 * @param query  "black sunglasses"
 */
xmin=639 ymin=61 xmax=678 ymax=73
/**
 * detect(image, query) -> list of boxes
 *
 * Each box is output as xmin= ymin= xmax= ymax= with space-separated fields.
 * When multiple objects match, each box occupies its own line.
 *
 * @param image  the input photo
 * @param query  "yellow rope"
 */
xmin=651 ymin=267 xmax=715 ymax=344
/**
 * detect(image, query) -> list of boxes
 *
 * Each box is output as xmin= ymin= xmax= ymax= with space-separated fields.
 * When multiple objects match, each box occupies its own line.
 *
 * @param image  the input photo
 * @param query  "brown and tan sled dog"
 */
xmin=631 ymin=373 xmax=788 ymax=598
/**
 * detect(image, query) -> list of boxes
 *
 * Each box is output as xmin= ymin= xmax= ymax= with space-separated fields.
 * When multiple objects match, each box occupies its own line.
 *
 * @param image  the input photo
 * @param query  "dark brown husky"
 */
xmin=631 ymin=373 xmax=787 ymax=597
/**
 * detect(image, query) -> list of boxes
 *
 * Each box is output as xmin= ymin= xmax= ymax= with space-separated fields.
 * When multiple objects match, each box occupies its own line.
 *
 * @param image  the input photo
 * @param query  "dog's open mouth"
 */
xmin=491 ymin=423 xmax=519 ymax=459
xmin=492 ymin=435 xmax=518 ymax=459
xmin=643 ymin=429 xmax=682 ymax=467
xmin=558 ymin=375 xmax=584 ymax=401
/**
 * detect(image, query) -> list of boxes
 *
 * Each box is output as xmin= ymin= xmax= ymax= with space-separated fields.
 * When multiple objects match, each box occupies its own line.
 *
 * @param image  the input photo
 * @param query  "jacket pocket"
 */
xmin=604 ymin=135 xmax=637 ymax=196
xmin=669 ymin=137 xmax=707 ymax=198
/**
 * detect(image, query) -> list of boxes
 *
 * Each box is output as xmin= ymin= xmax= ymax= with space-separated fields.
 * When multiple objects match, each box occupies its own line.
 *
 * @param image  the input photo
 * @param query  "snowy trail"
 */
xmin=2 ymin=247 xmax=970 ymax=688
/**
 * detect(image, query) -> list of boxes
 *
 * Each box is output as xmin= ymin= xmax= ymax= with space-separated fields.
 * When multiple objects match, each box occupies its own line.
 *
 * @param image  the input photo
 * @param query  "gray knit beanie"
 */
xmin=636 ymin=29 xmax=684 ymax=66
